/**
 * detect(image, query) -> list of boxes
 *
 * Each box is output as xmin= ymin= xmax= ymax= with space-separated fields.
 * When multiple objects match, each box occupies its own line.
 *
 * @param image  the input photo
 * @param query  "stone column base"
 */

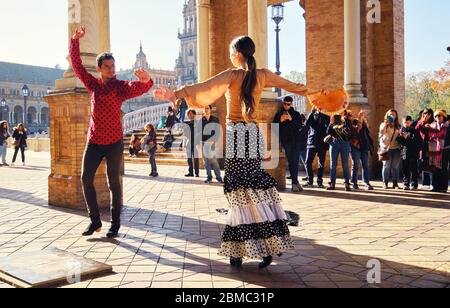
xmin=45 ymin=90 xmax=117 ymax=211
xmin=48 ymin=174 xmax=112 ymax=210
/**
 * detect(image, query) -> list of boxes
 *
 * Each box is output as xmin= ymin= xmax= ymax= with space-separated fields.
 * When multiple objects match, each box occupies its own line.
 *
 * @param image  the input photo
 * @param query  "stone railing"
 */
xmin=122 ymin=103 xmax=172 ymax=133
xmin=6 ymin=137 xmax=51 ymax=152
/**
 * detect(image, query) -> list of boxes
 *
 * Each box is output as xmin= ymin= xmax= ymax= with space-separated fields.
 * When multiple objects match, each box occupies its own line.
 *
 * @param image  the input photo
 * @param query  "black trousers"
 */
xmin=186 ymin=146 xmax=199 ymax=176
xmin=306 ymin=147 xmax=327 ymax=185
xmin=402 ymin=158 xmax=419 ymax=187
xmin=12 ymin=146 xmax=25 ymax=163
xmin=433 ymin=150 xmax=449 ymax=192
xmin=129 ymin=147 xmax=139 ymax=156
xmin=81 ymin=140 xmax=123 ymax=226
xmin=284 ymin=143 xmax=301 ymax=185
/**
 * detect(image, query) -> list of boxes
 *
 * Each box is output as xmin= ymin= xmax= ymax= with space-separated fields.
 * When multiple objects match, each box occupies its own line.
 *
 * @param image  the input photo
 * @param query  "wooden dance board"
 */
xmin=0 ymin=248 xmax=113 ymax=288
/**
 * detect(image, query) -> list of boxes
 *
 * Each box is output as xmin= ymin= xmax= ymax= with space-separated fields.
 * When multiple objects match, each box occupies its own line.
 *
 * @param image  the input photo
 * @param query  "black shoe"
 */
xmin=204 ymin=179 xmax=212 ymax=184
xmin=259 ymin=256 xmax=273 ymax=269
xmin=185 ymin=173 xmax=194 ymax=177
xmin=302 ymin=183 xmax=315 ymax=188
xmin=345 ymin=183 xmax=352 ymax=192
xmin=404 ymin=185 xmax=410 ymax=191
xmin=230 ymin=257 xmax=243 ymax=268
xmin=353 ymin=184 xmax=360 ymax=190
xmin=286 ymin=176 xmax=292 ymax=180
xmin=326 ymin=183 xmax=336 ymax=191
xmin=106 ymin=225 xmax=120 ymax=238
xmin=393 ymin=182 xmax=400 ymax=190
xmin=302 ymin=177 xmax=309 ymax=182
xmin=217 ymin=179 xmax=224 ymax=184
xmin=317 ymin=182 xmax=325 ymax=189
xmin=195 ymin=174 xmax=200 ymax=178
xmin=150 ymin=173 xmax=159 ymax=177
xmin=82 ymin=222 xmax=102 ymax=236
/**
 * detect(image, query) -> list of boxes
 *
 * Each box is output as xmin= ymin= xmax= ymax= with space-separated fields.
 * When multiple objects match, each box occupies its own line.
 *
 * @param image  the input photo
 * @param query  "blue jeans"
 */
xmin=299 ymin=150 xmax=307 ymax=171
xmin=351 ymin=148 xmax=370 ymax=185
xmin=0 ymin=144 xmax=7 ymax=164
xmin=330 ymin=140 xmax=351 ymax=184
xmin=204 ymin=156 xmax=222 ymax=181
xmin=179 ymin=108 xmax=186 ymax=123
xmin=382 ymin=149 xmax=401 ymax=183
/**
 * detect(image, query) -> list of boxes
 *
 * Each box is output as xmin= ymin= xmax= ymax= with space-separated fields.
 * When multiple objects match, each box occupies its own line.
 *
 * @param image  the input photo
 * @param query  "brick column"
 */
xmin=197 ymin=0 xmax=211 ymax=82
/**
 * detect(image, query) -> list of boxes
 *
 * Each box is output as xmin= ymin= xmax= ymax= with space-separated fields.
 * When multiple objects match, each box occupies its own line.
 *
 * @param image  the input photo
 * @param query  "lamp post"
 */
xmin=272 ymin=4 xmax=285 ymax=97
xmin=22 ymin=84 xmax=29 ymax=124
xmin=1 ymin=98 xmax=6 ymax=122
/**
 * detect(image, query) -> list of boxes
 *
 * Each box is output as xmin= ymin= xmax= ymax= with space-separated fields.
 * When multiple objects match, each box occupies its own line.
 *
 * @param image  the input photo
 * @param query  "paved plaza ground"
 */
xmin=0 ymin=151 xmax=449 ymax=288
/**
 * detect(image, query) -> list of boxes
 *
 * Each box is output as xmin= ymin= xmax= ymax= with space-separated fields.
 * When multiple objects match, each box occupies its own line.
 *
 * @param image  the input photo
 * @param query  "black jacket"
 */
xmin=273 ymin=107 xmax=302 ymax=146
xmin=327 ymin=119 xmax=354 ymax=142
xmin=396 ymin=126 xmax=421 ymax=160
xmin=306 ymin=111 xmax=330 ymax=149
xmin=201 ymin=115 xmax=220 ymax=143
xmin=0 ymin=125 xmax=10 ymax=147
xmin=353 ymin=121 xmax=375 ymax=154
xmin=12 ymin=129 xmax=27 ymax=148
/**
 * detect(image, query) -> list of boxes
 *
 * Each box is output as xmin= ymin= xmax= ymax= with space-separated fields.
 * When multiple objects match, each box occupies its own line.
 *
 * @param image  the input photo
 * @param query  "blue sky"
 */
xmin=0 ymin=0 xmax=448 ymax=75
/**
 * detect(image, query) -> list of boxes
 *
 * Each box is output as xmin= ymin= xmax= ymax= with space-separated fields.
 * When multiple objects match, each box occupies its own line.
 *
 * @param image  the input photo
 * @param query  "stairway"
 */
xmin=123 ymin=129 xmax=188 ymax=166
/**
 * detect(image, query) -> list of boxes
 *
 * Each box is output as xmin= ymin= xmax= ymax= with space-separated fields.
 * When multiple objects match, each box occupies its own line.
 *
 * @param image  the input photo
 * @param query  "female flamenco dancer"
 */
xmin=155 ymin=36 xmax=322 ymax=269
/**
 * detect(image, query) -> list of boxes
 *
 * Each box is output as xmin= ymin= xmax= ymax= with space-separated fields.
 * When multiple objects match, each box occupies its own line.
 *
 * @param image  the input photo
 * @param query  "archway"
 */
xmin=40 ymin=107 xmax=49 ymax=125
xmin=13 ymin=106 xmax=23 ymax=125
xmin=1 ymin=106 xmax=9 ymax=122
xmin=27 ymin=106 xmax=37 ymax=125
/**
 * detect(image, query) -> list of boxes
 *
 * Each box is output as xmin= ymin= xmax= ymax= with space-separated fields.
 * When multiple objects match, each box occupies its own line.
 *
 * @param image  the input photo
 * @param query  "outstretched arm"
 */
xmin=70 ymin=26 xmax=98 ymax=92
xmin=154 ymin=70 xmax=234 ymax=109
xmin=263 ymin=69 xmax=309 ymax=96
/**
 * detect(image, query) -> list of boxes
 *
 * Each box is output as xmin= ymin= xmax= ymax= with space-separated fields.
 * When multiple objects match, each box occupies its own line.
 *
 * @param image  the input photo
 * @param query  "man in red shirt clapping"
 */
xmin=70 ymin=26 xmax=154 ymax=238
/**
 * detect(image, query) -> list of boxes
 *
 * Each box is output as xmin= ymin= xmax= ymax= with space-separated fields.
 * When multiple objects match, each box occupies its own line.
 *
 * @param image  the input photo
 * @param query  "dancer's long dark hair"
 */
xmin=231 ymin=36 xmax=257 ymax=118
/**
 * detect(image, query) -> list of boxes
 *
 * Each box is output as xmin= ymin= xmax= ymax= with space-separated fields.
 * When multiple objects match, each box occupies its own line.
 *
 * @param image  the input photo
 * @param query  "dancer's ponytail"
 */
xmin=231 ymin=36 xmax=257 ymax=119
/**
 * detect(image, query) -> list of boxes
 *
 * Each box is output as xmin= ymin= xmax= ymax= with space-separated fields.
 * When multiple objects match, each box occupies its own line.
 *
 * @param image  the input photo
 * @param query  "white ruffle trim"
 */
xmin=225 ymin=187 xmax=287 ymax=227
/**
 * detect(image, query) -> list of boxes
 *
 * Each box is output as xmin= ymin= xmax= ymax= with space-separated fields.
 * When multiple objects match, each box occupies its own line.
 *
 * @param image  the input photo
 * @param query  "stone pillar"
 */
xmin=44 ymin=0 xmax=112 ymax=210
xmin=248 ymin=0 xmax=268 ymax=69
xmin=344 ymin=0 xmax=367 ymax=103
xmin=197 ymin=0 xmax=211 ymax=82
xmin=97 ymin=0 xmax=111 ymax=54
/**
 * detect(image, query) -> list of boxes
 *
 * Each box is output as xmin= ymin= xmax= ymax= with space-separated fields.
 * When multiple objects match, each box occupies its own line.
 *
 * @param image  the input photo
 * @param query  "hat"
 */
xmin=434 ymin=110 xmax=447 ymax=119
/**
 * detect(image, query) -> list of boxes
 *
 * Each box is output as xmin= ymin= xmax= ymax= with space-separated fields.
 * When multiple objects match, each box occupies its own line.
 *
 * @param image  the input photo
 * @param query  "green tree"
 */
xmin=405 ymin=60 xmax=450 ymax=118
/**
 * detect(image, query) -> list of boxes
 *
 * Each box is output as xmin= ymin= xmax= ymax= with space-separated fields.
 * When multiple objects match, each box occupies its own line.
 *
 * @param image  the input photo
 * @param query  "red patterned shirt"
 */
xmin=70 ymin=38 xmax=153 ymax=145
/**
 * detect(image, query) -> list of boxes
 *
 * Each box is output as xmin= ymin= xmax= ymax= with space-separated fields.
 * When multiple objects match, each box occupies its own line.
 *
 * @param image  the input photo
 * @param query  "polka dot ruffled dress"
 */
xmin=219 ymin=122 xmax=294 ymax=259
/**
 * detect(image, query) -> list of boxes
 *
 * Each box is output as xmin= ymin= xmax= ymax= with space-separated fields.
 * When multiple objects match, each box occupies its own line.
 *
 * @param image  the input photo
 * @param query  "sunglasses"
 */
xmin=284 ymin=103 xmax=292 ymax=106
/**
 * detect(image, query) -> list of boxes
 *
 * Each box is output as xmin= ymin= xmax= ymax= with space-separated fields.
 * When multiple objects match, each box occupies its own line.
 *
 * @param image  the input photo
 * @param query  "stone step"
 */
xmin=124 ymin=156 xmax=188 ymax=166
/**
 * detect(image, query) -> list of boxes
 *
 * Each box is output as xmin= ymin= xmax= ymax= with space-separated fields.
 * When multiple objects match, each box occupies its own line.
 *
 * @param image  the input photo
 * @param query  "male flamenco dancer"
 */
xmin=70 ymin=26 xmax=154 ymax=238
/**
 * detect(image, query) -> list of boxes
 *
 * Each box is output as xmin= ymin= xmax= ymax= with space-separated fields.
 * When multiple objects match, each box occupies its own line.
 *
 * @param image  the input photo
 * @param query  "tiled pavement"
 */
xmin=0 ymin=151 xmax=449 ymax=288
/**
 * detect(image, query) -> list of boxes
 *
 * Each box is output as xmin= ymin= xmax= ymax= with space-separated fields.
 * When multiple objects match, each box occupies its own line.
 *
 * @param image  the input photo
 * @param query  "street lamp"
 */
xmin=1 ymin=98 xmax=6 ymax=122
xmin=272 ymin=4 xmax=285 ymax=97
xmin=22 ymin=84 xmax=29 ymax=124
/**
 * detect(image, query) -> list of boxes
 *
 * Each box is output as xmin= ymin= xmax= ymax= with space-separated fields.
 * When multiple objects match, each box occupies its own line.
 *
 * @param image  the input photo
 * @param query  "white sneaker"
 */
xmin=23 ymin=163 xmax=26 ymax=166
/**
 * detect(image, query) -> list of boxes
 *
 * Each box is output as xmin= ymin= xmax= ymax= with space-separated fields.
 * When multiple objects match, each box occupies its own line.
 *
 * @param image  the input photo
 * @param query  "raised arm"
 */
xmin=263 ymin=69 xmax=309 ymax=96
xmin=70 ymin=27 xmax=98 ymax=92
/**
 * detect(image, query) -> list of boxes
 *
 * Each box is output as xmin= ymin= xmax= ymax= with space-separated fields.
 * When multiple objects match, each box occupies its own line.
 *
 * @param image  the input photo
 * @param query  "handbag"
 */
xmin=378 ymin=128 xmax=396 ymax=161
xmin=323 ymin=135 xmax=334 ymax=145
